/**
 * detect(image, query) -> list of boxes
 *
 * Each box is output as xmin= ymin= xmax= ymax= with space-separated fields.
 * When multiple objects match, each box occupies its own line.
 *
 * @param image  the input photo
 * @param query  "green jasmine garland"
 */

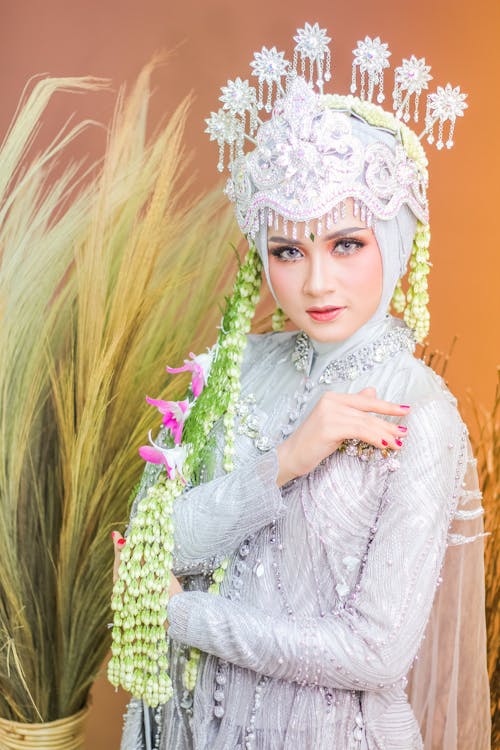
xmin=390 ymin=221 xmax=431 ymax=344
xmin=108 ymin=245 xmax=263 ymax=706
xmin=271 ymin=307 xmax=287 ymax=332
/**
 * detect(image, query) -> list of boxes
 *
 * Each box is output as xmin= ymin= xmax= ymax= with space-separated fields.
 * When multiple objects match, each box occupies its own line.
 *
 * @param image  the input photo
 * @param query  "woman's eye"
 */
xmin=333 ymin=239 xmax=363 ymax=256
xmin=270 ymin=245 xmax=303 ymax=261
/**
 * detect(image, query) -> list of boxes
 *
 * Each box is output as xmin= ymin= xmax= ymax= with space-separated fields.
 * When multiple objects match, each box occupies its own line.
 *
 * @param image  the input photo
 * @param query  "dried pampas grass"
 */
xmin=467 ymin=370 xmax=500 ymax=742
xmin=0 ymin=61 xmax=239 ymax=722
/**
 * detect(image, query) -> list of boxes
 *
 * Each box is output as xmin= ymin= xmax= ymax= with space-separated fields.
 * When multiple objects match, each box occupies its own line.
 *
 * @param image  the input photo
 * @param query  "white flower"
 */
xmin=191 ymin=349 xmax=215 ymax=384
xmin=293 ymin=22 xmax=331 ymax=61
xmin=395 ymin=56 xmax=432 ymax=94
xmin=428 ymin=83 xmax=468 ymax=122
xmin=163 ymin=445 xmax=188 ymax=479
xmin=146 ymin=434 xmax=188 ymax=481
xmin=353 ymin=36 xmax=391 ymax=74
xmin=220 ymin=78 xmax=257 ymax=116
xmin=205 ymin=109 xmax=237 ymax=145
xmin=250 ymin=46 xmax=289 ymax=84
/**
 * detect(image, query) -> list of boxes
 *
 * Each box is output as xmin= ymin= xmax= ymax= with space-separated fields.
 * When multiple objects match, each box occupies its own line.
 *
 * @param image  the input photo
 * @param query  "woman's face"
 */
xmin=267 ymin=202 xmax=383 ymax=343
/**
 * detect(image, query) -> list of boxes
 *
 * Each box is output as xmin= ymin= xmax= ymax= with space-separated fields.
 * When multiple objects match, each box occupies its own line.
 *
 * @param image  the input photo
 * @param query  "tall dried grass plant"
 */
xmin=0 ymin=62 xmax=239 ymax=722
xmin=467 ymin=371 xmax=500 ymax=742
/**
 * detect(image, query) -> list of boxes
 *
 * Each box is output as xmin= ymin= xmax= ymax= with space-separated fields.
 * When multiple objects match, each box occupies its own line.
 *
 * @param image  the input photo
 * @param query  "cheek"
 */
xmin=346 ymin=245 xmax=383 ymax=304
xmin=267 ymin=258 xmax=299 ymax=302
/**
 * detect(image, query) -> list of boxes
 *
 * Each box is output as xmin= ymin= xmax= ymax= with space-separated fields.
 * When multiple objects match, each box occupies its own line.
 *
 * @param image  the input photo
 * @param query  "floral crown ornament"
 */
xmin=205 ymin=21 xmax=468 ymax=344
xmin=205 ymin=22 xmax=467 ymax=241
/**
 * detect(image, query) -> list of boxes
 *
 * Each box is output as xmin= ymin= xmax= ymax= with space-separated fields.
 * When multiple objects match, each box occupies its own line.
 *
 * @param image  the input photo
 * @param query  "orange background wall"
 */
xmin=1 ymin=1 xmax=498 ymax=747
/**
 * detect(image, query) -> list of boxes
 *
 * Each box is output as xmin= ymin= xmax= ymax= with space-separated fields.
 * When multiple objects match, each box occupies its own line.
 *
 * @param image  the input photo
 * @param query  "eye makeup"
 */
xmin=269 ymin=234 xmax=366 ymax=261
xmin=267 ymin=226 xmax=367 ymax=244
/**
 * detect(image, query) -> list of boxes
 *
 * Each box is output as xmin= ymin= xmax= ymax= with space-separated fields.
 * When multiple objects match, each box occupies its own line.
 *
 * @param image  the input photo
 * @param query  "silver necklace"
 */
xmin=236 ymin=323 xmax=414 ymax=457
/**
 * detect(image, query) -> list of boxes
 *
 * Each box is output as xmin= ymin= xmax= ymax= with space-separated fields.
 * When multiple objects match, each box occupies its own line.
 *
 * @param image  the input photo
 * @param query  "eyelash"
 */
xmin=270 ymin=238 xmax=364 ymax=262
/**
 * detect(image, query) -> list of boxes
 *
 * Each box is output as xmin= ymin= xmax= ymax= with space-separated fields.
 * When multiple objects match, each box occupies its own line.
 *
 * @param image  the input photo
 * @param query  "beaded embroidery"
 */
xmin=235 ymin=324 xmax=413 ymax=464
xmin=292 ymin=324 xmax=416 ymax=381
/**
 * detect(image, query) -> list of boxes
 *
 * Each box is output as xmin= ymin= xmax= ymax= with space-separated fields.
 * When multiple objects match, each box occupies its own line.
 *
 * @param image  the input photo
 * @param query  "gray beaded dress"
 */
xmin=120 ymin=315 xmax=490 ymax=750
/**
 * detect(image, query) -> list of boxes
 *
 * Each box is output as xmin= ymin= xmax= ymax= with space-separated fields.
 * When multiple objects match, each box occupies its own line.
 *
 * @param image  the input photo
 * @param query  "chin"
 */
xmin=300 ymin=320 xmax=355 ymax=343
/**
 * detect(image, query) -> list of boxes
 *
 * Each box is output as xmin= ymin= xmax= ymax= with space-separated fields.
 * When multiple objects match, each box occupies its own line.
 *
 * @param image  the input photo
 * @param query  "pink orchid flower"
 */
xmin=138 ymin=438 xmax=187 ymax=482
xmin=145 ymin=397 xmax=190 ymax=445
xmin=166 ymin=351 xmax=213 ymax=398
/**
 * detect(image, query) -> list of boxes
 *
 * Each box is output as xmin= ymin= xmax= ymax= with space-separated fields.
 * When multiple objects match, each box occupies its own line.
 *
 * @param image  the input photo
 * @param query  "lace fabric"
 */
xmin=121 ymin=318 xmax=490 ymax=749
xmin=406 ymin=441 xmax=491 ymax=748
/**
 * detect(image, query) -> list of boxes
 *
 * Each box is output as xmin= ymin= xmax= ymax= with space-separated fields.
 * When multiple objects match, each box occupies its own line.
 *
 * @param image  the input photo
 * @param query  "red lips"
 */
xmin=306 ymin=306 xmax=346 ymax=322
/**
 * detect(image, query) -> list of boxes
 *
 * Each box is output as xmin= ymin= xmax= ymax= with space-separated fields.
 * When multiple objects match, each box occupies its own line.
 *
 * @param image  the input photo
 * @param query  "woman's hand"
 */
xmin=112 ymin=530 xmax=126 ymax=584
xmin=276 ymin=387 xmax=410 ymax=486
xmin=111 ymin=531 xmax=183 ymax=627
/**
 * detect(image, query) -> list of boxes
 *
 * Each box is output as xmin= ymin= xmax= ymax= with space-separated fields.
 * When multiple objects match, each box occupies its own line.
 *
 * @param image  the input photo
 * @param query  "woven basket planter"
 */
xmin=0 ymin=706 xmax=88 ymax=750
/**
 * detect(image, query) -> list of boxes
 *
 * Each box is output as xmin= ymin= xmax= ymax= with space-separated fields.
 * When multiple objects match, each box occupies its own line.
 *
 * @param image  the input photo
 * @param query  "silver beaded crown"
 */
xmin=205 ymin=22 xmax=467 ymax=239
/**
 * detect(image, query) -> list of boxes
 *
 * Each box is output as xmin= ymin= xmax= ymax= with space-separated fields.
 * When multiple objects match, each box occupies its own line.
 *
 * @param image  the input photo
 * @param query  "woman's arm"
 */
xmin=166 ymin=397 xmax=468 ymax=691
xmin=171 ymin=448 xmax=285 ymax=575
xmin=126 ymin=447 xmax=285 ymax=576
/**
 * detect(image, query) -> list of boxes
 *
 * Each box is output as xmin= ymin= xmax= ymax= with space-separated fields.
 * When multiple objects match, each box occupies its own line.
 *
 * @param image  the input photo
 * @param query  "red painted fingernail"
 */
xmin=381 ymin=439 xmax=388 ymax=446
xmin=400 ymin=404 xmax=410 ymax=409
xmin=395 ymin=439 xmax=403 ymax=446
xmin=397 ymin=425 xmax=407 ymax=432
xmin=117 ymin=539 xmax=125 ymax=546
xmin=111 ymin=531 xmax=117 ymax=540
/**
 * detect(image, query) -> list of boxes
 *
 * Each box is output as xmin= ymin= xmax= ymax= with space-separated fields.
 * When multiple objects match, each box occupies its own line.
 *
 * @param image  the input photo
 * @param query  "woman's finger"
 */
xmin=112 ymin=530 xmax=126 ymax=584
xmin=358 ymin=387 xmax=377 ymax=398
xmin=355 ymin=414 xmax=409 ymax=450
xmin=112 ymin=529 xmax=126 ymax=548
xmin=343 ymin=393 xmax=411 ymax=417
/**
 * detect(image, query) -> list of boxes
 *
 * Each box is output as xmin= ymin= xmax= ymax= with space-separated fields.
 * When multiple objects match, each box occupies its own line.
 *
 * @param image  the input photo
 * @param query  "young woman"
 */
xmin=111 ymin=24 xmax=490 ymax=749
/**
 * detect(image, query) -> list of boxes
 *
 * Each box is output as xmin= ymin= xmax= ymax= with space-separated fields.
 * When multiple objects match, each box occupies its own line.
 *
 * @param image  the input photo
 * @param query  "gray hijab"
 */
xmin=252 ymin=113 xmax=418 ymax=359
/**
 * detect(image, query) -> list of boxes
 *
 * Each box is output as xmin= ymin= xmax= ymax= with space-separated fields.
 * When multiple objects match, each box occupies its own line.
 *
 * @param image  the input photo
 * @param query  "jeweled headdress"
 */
xmin=205 ymin=22 xmax=467 ymax=240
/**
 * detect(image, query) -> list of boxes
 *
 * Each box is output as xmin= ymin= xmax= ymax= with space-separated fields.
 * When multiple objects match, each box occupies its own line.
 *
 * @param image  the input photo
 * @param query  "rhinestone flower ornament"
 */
xmin=293 ymin=22 xmax=332 ymax=88
xmin=393 ymin=56 xmax=433 ymax=123
xmin=220 ymin=78 xmax=257 ymax=117
xmin=205 ymin=21 xmax=468 ymax=239
xmin=204 ymin=110 xmax=238 ymax=172
xmin=351 ymin=36 xmax=391 ymax=103
xmin=250 ymin=46 xmax=289 ymax=111
xmin=426 ymin=84 xmax=468 ymax=149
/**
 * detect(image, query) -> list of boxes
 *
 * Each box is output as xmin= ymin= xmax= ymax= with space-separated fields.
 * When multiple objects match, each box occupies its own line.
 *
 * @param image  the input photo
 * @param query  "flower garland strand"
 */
xmin=108 ymin=245 xmax=262 ymax=706
xmin=403 ymin=221 xmax=431 ymax=343
xmin=390 ymin=278 xmax=406 ymax=314
xmin=181 ymin=245 xmax=262 ymax=687
xmin=108 ymin=479 xmax=181 ymax=706
xmin=271 ymin=306 xmax=286 ymax=332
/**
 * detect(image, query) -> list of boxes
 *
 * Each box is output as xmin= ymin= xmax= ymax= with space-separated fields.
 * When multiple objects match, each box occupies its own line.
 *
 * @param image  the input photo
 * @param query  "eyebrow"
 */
xmin=268 ymin=227 xmax=368 ymax=244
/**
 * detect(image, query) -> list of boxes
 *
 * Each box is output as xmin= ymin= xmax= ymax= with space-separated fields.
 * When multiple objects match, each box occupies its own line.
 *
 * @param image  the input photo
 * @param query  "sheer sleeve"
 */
xmin=406 ymin=439 xmax=491 ymax=749
xmin=171 ymin=449 xmax=285 ymax=575
xmin=167 ymin=397 xmax=471 ymax=692
xmin=126 ymin=448 xmax=285 ymax=577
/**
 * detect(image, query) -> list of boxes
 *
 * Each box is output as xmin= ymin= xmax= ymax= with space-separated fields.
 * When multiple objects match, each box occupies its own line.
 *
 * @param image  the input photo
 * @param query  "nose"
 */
xmin=302 ymin=250 xmax=336 ymax=297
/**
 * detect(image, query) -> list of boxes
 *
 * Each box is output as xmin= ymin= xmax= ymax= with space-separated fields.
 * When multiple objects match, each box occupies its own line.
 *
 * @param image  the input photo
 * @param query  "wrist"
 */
xmin=276 ymin=441 xmax=300 ymax=487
